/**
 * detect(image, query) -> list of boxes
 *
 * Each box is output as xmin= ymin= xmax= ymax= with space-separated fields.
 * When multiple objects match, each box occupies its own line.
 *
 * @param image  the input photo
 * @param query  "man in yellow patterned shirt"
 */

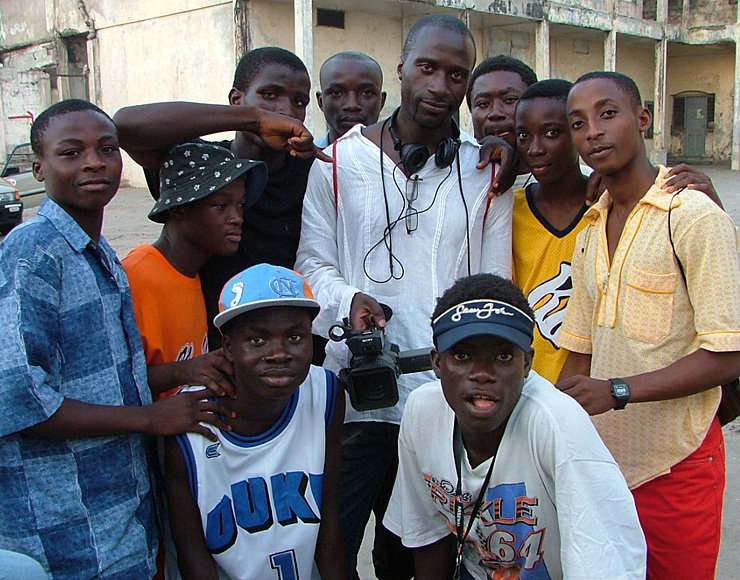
xmin=558 ymin=71 xmax=740 ymax=580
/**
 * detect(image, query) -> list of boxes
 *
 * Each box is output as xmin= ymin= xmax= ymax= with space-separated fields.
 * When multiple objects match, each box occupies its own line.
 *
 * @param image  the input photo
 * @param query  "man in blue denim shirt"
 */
xmin=0 ymin=100 xmax=234 ymax=580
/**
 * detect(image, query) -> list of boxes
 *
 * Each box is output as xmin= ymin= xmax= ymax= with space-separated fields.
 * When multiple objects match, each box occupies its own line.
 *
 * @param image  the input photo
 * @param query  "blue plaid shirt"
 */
xmin=0 ymin=200 xmax=157 ymax=579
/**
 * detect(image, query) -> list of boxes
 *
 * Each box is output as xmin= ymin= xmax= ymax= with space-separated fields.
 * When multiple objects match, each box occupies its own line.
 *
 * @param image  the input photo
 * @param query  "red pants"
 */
xmin=632 ymin=417 xmax=725 ymax=580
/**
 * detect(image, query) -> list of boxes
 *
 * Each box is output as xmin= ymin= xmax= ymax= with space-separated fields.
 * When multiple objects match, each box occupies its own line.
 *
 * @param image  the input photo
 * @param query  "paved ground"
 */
xmin=13 ymin=163 xmax=740 ymax=579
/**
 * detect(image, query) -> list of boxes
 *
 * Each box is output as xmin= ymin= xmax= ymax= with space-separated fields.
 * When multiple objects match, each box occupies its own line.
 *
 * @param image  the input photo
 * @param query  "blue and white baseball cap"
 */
xmin=214 ymin=263 xmax=320 ymax=329
xmin=432 ymin=299 xmax=534 ymax=353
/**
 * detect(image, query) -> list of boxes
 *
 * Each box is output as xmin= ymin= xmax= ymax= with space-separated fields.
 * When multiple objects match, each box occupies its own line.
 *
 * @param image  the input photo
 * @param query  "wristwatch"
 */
xmin=609 ymin=378 xmax=631 ymax=410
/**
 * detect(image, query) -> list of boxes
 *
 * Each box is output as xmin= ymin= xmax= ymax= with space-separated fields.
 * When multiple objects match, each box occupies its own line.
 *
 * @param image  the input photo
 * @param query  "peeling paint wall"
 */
xmin=95 ymin=5 xmax=234 ymax=110
xmin=0 ymin=42 xmax=55 ymax=156
xmin=615 ymin=0 xmax=643 ymax=19
xmin=94 ymin=1 xmax=236 ymax=185
xmin=0 ymin=66 xmax=49 ymax=153
xmin=0 ymin=0 xmax=49 ymax=48
xmin=687 ymin=0 xmax=736 ymax=27
xmin=617 ymin=40 xmax=656 ymax=153
xmin=550 ymin=34 xmax=605 ymax=80
xmin=248 ymin=1 xmax=295 ymax=49
xmin=312 ymin=10 xmax=404 ymax=138
xmin=1 ymin=0 xmax=737 ymax=169
xmin=483 ymin=29 xmax=536 ymax=67
xmin=667 ymin=52 xmax=734 ymax=160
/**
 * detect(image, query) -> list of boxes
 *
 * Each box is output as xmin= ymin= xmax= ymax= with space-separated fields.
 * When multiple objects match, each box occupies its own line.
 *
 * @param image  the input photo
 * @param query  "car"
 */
xmin=1 ymin=143 xmax=45 ymax=208
xmin=0 ymin=176 xmax=23 ymax=235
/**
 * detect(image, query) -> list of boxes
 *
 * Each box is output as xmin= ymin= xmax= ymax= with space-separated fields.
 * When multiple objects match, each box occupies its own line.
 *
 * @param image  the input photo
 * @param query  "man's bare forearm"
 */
xmin=114 ymin=102 xmax=262 ymax=169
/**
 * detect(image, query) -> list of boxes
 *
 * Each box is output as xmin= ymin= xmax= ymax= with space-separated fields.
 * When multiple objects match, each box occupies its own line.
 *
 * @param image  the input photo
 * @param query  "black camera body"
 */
xmin=329 ymin=320 xmax=432 ymax=412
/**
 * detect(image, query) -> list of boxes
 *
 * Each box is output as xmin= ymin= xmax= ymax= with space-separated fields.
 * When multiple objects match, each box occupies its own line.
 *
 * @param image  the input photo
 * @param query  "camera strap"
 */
xmin=452 ymin=421 xmax=496 ymax=580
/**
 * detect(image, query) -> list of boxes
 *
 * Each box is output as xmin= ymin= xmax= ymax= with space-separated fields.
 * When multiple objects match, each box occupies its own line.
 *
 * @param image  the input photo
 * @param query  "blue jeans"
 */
xmin=0 ymin=550 xmax=48 ymax=580
xmin=338 ymin=422 xmax=414 ymax=580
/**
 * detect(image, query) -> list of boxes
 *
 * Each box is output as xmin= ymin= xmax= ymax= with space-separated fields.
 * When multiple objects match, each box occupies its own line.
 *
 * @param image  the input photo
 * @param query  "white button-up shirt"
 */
xmin=296 ymin=124 xmax=513 ymax=423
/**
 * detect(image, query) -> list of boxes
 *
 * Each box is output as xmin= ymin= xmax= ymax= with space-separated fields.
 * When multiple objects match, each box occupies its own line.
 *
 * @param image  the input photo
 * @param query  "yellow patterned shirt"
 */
xmin=559 ymin=166 xmax=740 ymax=488
xmin=512 ymin=186 xmax=588 ymax=383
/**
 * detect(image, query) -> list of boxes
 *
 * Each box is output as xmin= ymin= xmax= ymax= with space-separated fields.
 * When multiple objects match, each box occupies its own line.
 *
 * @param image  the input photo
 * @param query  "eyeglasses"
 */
xmin=405 ymin=176 xmax=420 ymax=234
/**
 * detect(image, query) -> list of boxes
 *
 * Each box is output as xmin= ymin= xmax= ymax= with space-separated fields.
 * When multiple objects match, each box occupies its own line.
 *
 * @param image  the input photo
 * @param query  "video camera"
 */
xmin=329 ymin=318 xmax=433 ymax=412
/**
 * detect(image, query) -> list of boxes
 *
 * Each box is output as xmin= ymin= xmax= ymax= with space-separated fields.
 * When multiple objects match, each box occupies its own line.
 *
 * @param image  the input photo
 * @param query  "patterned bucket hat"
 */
xmin=148 ymin=141 xmax=268 ymax=223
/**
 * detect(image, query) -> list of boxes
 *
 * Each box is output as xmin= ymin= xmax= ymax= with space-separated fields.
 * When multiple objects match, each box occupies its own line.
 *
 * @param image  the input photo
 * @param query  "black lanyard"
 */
xmin=452 ymin=421 xmax=496 ymax=580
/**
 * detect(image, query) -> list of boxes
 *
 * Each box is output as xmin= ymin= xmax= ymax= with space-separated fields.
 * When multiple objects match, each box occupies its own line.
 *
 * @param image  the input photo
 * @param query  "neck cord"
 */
xmin=455 ymin=153 xmax=471 ymax=276
xmin=379 ymin=117 xmax=397 ymax=278
xmin=452 ymin=421 xmax=496 ymax=580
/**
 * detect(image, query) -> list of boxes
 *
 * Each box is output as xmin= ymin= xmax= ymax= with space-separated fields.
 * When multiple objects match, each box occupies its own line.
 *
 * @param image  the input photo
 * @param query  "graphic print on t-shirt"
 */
xmin=424 ymin=474 xmax=551 ymax=579
xmin=527 ymin=262 xmax=571 ymax=350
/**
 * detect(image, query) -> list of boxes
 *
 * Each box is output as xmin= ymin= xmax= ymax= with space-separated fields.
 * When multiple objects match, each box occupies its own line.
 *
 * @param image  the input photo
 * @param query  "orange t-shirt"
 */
xmin=123 ymin=244 xmax=208 ymax=399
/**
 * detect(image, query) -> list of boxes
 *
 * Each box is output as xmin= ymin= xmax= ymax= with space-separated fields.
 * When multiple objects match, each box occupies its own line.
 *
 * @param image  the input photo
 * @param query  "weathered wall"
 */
xmin=615 ymin=0 xmax=643 ymax=19
xmin=0 ymin=42 xmax=55 ymax=156
xmin=312 ymin=7 xmax=403 ymax=139
xmin=483 ymin=29 xmax=536 ymax=68
xmin=686 ymin=0 xmax=736 ymax=27
xmin=667 ymin=52 xmax=734 ymax=160
xmin=1 ymin=0 xmax=736 ymax=170
xmin=0 ymin=0 xmax=49 ymax=47
xmin=616 ymin=39 xmax=656 ymax=153
xmin=93 ymin=1 xmax=235 ymax=185
xmin=248 ymin=1 xmax=295 ymax=51
xmin=550 ymin=34 xmax=605 ymax=80
xmin=0 ymin=67 xmax=49 ymax=154
xmin=95 ymin=4 xmax=234 ymax=111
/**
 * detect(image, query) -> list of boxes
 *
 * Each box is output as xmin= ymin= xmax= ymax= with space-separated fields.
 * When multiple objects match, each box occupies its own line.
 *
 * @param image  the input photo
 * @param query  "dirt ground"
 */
xmin=15 ymin=163 xmax=740 ymax=579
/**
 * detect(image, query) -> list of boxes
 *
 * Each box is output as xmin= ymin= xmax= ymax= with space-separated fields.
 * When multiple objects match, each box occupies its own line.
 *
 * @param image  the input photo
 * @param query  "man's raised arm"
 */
xmin=114 ymin=102 xmax=327 ymax=169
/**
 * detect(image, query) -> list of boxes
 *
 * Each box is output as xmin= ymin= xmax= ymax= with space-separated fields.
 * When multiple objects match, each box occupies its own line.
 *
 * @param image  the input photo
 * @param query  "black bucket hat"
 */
xmin=148 ymin=142 xmax=268 ymax=223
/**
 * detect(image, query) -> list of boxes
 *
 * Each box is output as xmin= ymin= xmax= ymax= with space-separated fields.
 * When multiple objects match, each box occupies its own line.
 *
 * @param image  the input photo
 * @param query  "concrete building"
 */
xmin=1 ymin=0 xmax=738 ymax=186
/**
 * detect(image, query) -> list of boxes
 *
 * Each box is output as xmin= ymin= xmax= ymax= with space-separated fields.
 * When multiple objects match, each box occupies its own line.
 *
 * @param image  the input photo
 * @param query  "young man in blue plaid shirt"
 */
xmin=0 ymin=100 xmax=233 ymax=580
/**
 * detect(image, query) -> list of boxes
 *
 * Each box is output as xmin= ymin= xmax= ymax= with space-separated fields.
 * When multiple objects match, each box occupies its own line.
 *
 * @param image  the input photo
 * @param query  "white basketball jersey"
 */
xmin=176 ymin=366 xmax=339 ymax=580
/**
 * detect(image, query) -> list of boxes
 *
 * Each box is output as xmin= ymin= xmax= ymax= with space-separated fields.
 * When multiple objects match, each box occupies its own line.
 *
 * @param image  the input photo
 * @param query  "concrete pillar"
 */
xmin=604 ymin=29 xmax=617 ymax=71
xmin=656 ymin=0 xmax=668 ymax=22
xmin=85 ymin=36 xmax=101 ymax=105
xmin=732 ymin=34 xmax=740 ymax=170
xmin=535 ymin=20 xmax=550 ymax=80
xmin=294 ymin=0 xmax=314 ymax=132
xmin=651 ymin=38 xmax=668 ymax=166
xmin=681 ymin=0 xmax=690 ymax=31
xmin=233 ymin=0 xmax=252 ymax=58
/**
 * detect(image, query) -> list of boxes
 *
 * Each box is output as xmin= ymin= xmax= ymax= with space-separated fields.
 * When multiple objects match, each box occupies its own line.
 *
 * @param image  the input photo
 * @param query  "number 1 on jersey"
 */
xmin=270 ymin=549 xmax=299 ymax=580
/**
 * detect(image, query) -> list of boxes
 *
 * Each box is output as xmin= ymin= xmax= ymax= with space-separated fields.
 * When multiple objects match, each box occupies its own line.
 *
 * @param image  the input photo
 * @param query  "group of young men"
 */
xmin=1 ymin=11 xmax=738 ymax=580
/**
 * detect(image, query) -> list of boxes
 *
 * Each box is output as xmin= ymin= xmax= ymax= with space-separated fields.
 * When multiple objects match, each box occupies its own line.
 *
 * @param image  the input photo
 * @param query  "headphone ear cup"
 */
xmin=401 ymin=143 xmax=430 ymax=175
xmin=435 ymin=137 xmax=460 ymax=169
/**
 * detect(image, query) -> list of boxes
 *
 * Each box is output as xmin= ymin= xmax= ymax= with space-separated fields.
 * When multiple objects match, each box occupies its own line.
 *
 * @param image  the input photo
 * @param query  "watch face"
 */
xmin=613 ymin=384 xmax=629 ymax=397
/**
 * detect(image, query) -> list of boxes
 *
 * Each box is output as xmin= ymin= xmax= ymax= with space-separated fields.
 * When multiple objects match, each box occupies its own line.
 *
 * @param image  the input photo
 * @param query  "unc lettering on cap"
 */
xmin=450 ymin=302 xmax=513 ymax=322
xmin=269 ymin=276 xmax=300 ymax=298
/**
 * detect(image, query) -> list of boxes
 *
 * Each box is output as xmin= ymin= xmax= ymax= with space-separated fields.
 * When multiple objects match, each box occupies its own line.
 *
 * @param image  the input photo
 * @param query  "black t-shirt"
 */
xmin=143 ymin=138 xmax=314 ymax=347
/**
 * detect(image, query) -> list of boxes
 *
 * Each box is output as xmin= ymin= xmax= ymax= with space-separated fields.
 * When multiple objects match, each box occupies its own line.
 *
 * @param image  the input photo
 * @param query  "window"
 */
xmin=317 ymin=8 xmax=345 ymax=29
xmin=671 ymin=94 xmax=715 ymax=135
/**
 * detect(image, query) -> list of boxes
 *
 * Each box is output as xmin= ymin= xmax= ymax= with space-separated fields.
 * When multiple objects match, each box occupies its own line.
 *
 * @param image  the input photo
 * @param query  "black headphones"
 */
xmin=388 ymin=107 xmax=461 ymax=175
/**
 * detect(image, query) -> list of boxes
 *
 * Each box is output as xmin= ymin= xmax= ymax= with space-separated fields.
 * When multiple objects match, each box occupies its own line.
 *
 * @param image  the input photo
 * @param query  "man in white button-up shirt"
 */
xmin=295 ymin=15 xmax=513 ymax=580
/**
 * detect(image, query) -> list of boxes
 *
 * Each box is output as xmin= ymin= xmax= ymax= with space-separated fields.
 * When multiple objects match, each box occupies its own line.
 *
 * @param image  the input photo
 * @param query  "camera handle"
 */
xmin=328 ymin=303 xmax=394 ymax=343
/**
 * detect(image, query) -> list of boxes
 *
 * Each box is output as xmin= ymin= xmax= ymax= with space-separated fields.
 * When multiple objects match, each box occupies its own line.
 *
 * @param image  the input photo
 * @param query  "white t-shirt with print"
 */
xmin=383 ymin=372 xmax=646 ymax=580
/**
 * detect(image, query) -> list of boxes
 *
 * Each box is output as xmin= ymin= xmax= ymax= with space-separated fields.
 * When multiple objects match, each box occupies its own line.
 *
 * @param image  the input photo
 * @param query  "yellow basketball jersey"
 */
xmin=512 ymin=186 xmax=588 ymax=383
